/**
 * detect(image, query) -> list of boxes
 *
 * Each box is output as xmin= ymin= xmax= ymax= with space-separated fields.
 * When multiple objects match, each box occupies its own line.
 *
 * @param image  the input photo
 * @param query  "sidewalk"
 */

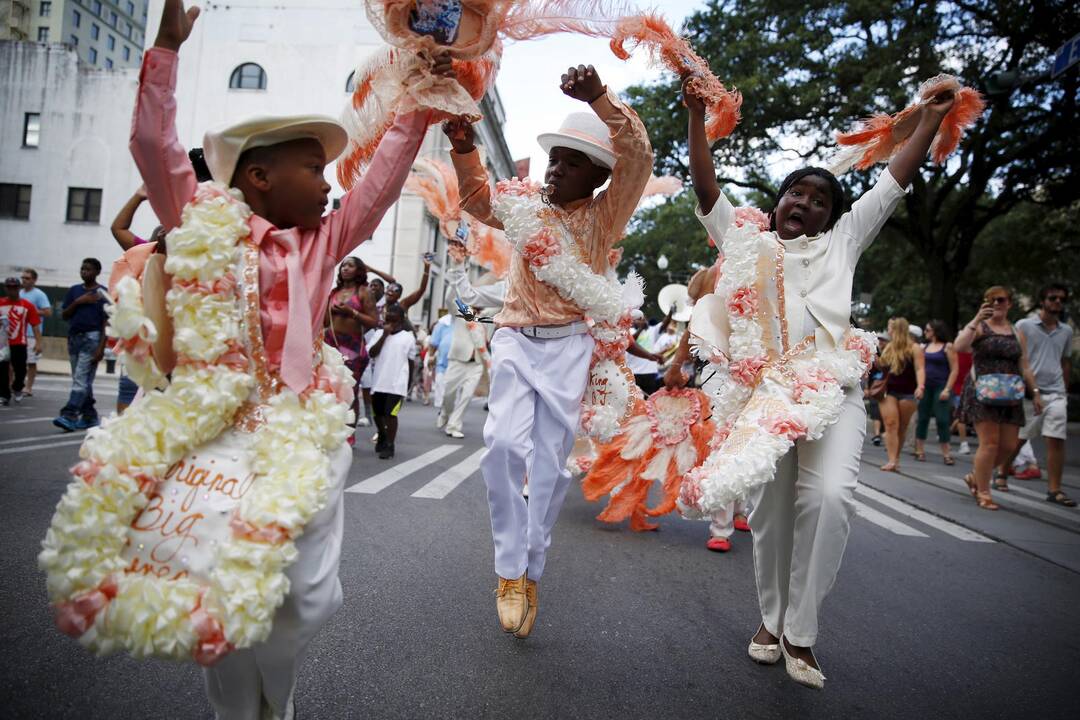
xmin=36 ymin=357 xmax=119 ymax=379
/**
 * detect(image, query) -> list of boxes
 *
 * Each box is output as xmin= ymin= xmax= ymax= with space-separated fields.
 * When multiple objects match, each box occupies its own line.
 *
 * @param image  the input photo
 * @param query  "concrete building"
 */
xmin=4 ymin=0 xmax=149 ymax=68
xmin=1 ymin=0 xmax=515 ymax=343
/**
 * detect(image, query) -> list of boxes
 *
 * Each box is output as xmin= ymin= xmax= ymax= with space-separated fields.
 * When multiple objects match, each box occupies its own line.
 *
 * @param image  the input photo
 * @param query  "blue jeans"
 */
xmin=61 ymin=331 xmax=102 ymax=421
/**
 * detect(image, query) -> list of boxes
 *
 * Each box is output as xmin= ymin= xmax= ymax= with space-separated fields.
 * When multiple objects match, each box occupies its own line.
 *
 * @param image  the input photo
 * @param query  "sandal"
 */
xmin=963 ymin=473 xmax=977 ymax=498
xmin=943 ymin=456 xmax=955 ymax=466
xmin=976 ymin=491 xmax=999 ymax=511
xmin=915 ymin=452 xmax=926 ymax=462
xmin=880 ymin=462 xmax=899 ymax=472
xmin=1047 ymin=491 xmax=1077 ymax=507
xmin=992 ymin=472 xmax=1009 ymax=492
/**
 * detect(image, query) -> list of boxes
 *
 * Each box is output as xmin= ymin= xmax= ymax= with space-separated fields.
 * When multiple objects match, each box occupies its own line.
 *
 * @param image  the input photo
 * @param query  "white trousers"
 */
xmin=749 ymin=387 xmax=865 ymax=647
xmin=442 ymin=359 xmax=484 ymax=434
xmin=203 ymin=443 xmax=351 ymax=720
xmin=481 ymin=328 xmax=593 ymax=580
xmin=709 ymin=498 xmax=749 ymax=539
xmin=431 ymin=368 xmax=447 ymax=410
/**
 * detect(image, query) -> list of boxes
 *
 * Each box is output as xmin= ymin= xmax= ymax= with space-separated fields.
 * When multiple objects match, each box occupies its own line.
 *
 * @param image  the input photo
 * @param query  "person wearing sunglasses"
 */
xmin=1001 ymin=284 xmax=1075 ymax=507
xmin=955 ymin=286 xmax=1042 ymax=510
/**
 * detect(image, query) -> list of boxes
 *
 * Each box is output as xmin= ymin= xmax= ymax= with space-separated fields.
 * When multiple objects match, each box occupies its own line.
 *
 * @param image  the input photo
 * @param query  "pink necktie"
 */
xmin=270 ymin=229 xmax=313 ymax=393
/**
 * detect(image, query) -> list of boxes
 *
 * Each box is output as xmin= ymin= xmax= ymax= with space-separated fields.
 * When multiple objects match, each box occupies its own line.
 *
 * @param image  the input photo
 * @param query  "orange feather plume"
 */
xmin=609 ymin=14 xmax=742 ymax=142
xmin=829 ymin=74 xmax=986 ymax=174
xmin=467 ymin=224 xmax=512 ymax=278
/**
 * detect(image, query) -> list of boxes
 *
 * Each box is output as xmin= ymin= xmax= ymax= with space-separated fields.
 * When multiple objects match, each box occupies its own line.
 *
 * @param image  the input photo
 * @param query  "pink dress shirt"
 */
xmin=129 ymin=48 xmax=430 ymax=376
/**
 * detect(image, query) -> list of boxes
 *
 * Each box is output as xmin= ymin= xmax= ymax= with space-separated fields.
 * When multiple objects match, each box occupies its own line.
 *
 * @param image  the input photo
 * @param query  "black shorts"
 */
xmin=371 ymin=392 xmax=404 ymax=417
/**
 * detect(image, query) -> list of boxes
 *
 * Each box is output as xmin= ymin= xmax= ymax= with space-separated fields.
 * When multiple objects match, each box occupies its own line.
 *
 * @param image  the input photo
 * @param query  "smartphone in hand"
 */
xmin=423 ymin=252 xmax=436 ymax=263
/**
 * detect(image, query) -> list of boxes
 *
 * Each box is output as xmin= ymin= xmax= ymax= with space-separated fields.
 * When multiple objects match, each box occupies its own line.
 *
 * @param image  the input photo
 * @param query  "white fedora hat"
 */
xmin=203 ymin=115 xmax=349 ymax=185
xmin=537 ymin=112 xmax=615 ymax=169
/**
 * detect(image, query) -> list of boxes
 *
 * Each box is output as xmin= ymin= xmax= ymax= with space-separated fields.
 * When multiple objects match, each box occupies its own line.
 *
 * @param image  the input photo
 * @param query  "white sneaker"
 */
xmin=13 ymin=392 xmax=23 ymax=403
xmin=435 ymin=413 xmax=447 ymax=429
xmin=959 ymin=441 xmax=971 ymax=455
xmin=357 ymin=416 xmax=371 ymax=427
xmin=446 ymin=429 xmax=465 ymax=439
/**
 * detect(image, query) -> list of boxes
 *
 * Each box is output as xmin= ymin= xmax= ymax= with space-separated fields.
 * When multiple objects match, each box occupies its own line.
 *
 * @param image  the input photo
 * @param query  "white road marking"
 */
xmin=0 ymin=416 xmax=56 ymax=424
xmin=934 ymin=474 xmax=1080 ymax=524
xmin=346 ymin=445 xmax=460 ymax=494
xmin=852 ymin=499 xmax=928 ymax=537
xmin=856 ymin=485 xmax=993 ymax=543
xmin=0 ymin=430 xmax=85 ymax=445
xmin=412 ymin=448 xmax=486 ymax=499
xmin=0 ymin=438 xmax=84 ymax=455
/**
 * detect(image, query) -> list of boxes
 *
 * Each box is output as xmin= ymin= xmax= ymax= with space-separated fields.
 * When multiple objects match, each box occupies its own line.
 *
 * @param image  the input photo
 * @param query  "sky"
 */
xmin=492 ymin=1 xmax=705 ymax=179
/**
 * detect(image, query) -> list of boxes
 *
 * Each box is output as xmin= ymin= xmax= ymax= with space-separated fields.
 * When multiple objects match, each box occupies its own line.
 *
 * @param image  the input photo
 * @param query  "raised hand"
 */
xmin=923 ymin=88 xmax=956 ymax=120
xmin=155 ymin=0 xmax=200 ymax=52
xmin=681 ymin=74 xmax=706 ymax=116
xmin=442 ymin=117 xmax=476 ymax=154
xmin=447 ymin=239 xmax=468 ymax=264
xmin=560 ymin=65 xmax=605 ymax=104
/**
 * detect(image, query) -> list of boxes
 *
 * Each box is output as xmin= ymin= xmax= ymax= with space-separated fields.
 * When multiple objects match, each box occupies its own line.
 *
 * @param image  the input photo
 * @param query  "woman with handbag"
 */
xmin=955 ymin=286 xmax=1043 ymax=509
xmin=878 ymin=317 xmax=925 ymax=472
xmin=914 ymin=320 xmax=959 ymax=465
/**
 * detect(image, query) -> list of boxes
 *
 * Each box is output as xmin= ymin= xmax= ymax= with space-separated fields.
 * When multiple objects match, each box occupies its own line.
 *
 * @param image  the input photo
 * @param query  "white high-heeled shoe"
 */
xmin=747 ymin=629 xmax=781 ymax=665
xmin=780 ymin=635 xmax=826 ymax=690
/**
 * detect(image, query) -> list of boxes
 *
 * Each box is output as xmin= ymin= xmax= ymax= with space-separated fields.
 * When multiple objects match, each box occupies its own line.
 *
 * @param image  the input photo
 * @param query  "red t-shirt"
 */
xmin=953 ymin=350 xmax=973 ymax=395
xmin=0 ymin=298 xmax=42 ymax=346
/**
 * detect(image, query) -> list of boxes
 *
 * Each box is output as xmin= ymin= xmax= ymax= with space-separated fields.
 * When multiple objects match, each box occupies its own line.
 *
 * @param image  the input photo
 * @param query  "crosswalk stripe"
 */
xmin=1 ymin=416 xmax=56 ymax=424
xmin=412 ymin=448 xmax=486 ymax=499
xmin=0 ymin=430 xmax=85 ymax=446
xmin=0 ymin=438 xmax=84 ymax=455
xmin=1004 ymin=484 xmax=1055 ymax=501
xmin=856 ymin=485 xmax=993 ymax=543
xmin=934 ymin=474 xmax=1080 ymax=524
xmin=852 ymin=499 xmax=928 ymax=537
xmin=346 ymin=444 xmax=460 ymax=494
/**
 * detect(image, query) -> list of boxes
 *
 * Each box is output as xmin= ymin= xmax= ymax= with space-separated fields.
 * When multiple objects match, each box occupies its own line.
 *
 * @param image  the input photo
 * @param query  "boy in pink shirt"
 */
xmin=127 ymin=2 xmax=452 ymax=717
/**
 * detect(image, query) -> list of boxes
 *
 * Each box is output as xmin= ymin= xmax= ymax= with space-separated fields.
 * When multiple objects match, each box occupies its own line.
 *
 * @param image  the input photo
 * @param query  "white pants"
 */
xmin=481 ymin=328 xmax=593 ymax=580
xmin=431 ymin=368 xmax=447 ymax=410
xmin=709 ymin=498 xmax=749 ymax=539
xmin=749 ymin=387 xmax=865 ymax=647
xmin=203 ymin=443 xmax=351 ymax=720
xmin=442 ymin=359 xmax=484 ymax=434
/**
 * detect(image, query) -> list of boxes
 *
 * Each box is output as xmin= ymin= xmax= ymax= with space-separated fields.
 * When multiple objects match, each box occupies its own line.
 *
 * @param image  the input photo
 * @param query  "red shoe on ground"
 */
xmin=733 ymin=515 xmax=751 ymax=532
xmin=706 ymin=537 xmax=732 ymax=552
xmin=1013 ymin=467 xmax=1042 ymax=480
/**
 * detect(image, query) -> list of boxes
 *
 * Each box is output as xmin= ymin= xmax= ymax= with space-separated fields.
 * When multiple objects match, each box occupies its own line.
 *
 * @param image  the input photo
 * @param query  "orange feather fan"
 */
xmin=609 ymin=14 xmax=742 ymax=142
xmin=581 ymin=388 xmax=715 ymax=532
xmin=405 ymin=157 xmax=463 ymax=238
xmin=467 ymin=225 xmax=512 ymax=278
xmin=828 ymin=74 xmax=986 ymax=175
xmin=639 ymin=173 xmax=683 ymax=204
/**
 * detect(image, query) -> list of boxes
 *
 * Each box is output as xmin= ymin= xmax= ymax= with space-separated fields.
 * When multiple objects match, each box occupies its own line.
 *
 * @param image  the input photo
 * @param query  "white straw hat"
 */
xmin=203 ymin=115 xmax=349 ymax=185
xmin=537 ymin=112 xmax=615 ymax=169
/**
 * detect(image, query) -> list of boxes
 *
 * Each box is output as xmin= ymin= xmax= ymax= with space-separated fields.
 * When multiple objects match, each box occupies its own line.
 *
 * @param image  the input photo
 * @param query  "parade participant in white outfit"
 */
xmin=444 ymin=63 xmax=652 ymax=639
xmin=681 ymin=74 xmax=960 ymax=688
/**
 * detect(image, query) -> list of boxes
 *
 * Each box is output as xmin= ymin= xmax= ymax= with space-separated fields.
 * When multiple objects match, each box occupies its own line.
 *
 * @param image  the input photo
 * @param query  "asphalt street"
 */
xmin=3 ymin=375 xmax=1080 ymax=719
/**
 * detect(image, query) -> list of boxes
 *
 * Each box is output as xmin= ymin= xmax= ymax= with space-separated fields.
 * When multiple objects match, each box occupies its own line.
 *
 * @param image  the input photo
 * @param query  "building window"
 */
xmin=66 ymin=188 xmax=102 ymax=223
xmin=91 ymin=0 xmax=101 ymax=15
xmin=122 ymin=45 xmax=130 ymax=61
xmin=37 ymin=26 xmax=49 ymax=42
xmin=73 ymin=9 xmax=80 ymax=26
xmin=126 ymin=1 xmax=134 ymax=14
xmin=107 ymin=34 xmax=115 ymax=50
xmin=70 ymin=34 xmax=78 ymax=46
xmin=124 ymin=22 xmax=131 ymax=38
xmin=0 ymin=184 xmax=33 ymax=220
xmin=229 ymin=63 xmax=267 ymax=90
xmin=345 ymin=71 xmax=356 ymax=93
xmin=109 ymin=10 xmax=117 ymax=26
xmin=105 ymin=58 xmax=113 ymax=69
xmin=40 ymin=1 xmax=51 ymax=17
xmin=91 ymin=23 xmax=99 ymax=40
xmin=23 ymin=113 xmax=40 ymax=147
xmin=88 ymin=47 xmax=97 ymax=64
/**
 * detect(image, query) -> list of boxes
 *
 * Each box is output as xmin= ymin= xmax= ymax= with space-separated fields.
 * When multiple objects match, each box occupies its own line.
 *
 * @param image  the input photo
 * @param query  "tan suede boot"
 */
xmin=495 ymin=573 xmax=529 ymax=633
xmin=513 ymin=579 xmax=538 ymax=639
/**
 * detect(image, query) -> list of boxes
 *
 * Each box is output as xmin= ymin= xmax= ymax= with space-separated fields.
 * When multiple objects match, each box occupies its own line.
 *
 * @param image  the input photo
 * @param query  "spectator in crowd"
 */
xmin=19 ymin=268 xmax=52 ymax=396
xmin=626 ymin=309 xmax=672 ymax=396
xmin=53 ymin=258 xmax=108 ymax=432
xmin=869 ymin=331 xmax=889 ymax=445
xmin=1 ymin=277 xmax=42 ymax=405
xmin=438 ymin=308 xmax=488 ymax=439
xmin=955 ymin=286 xmax=1041 ymax=510
xmin=878 ymin=317 xmax=925 ymax=472
xmin=382 ymin=256 xmax=432 ymax=317
xmin=359 ymin=271 xmax=396 ymax=426
xmin=368 ymin=303 xmax=417 ymax=459
xmin=429 ymin=311 xmax=454 ymax=409
xmin=951 ymin=346 xmax=974 ymax=454
xmin=914 ymin=320 xmax=958 ymax=465
xmin=110 ymin=186 xmax=167 ymax=251
xmin=1004 ymin=283 xmax=1074 ymax=506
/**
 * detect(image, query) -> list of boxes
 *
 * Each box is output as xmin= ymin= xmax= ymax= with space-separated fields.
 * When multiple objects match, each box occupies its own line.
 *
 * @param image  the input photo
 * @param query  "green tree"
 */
xmin=621 ymin=0 xmax=1079 ymax=326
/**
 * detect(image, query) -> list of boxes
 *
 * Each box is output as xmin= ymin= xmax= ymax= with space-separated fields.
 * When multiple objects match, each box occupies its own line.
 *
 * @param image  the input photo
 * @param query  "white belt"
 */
xmin=517 ymin=321 xmax=590 ymax=340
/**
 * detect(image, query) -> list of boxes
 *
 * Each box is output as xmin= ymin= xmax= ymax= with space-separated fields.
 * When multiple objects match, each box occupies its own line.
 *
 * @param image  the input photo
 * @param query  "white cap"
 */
xmin=202 ymin=115 xmax=349 ymax=185
xmin=537 ymin=112 xmax=615 ymax=169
